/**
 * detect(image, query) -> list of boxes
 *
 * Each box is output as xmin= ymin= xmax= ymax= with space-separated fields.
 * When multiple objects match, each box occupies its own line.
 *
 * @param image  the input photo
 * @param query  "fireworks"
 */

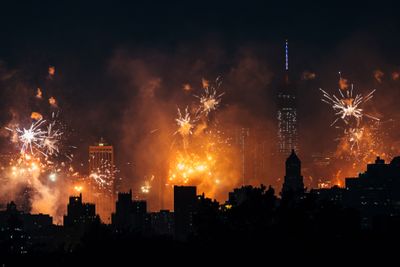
xmin=320 ymin=76 xmax=379 ymax=156
xmin=89 ymin=158 xmax=117 ymax=191
xmin=49 ymin=172 xmax=57 ymax=182
xmin=49 ymin=97 xmax=58 ymax=108
xmin=10 ymin=119 xmax=47 ymax=155
xmin=48 ymin=66 xmax=55 ymax=78
xmin=168 ymin=152 xmax=214 ymax=185
xmin=0 ymin=65 xmax=80 ymax=223
xmin=319 ymin=74 xmax=389 ymax=187
xmin=74 ymin=185 xmax=83 ymax=193
xmin=31 ymin=112 xmax=43 ymax=121
xmin=141 ymin=175 xmax=155 ymax=194
xmin=175 ymin=107 xmax=194 ymax=137
xmin=36 ymin=88 xmax=43 ymax=99
xmin=345 ymin=127 xmax=364 ymax=151
xmin=167 ymin=77 xmax=237 ymax=200
xmin=7 ymin=114 xmax=63 ymax=158
xmin=42 ymin=120 xmax=62 ymax=156
xmin=320 ymin=84 xmax=378 ymax=127
xmin=195 ymin=77 xmax=224 ymax=116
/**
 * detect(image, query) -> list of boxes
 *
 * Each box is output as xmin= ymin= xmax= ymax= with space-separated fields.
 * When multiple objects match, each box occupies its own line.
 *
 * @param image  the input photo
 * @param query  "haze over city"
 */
xmin=1 ymin=0 xmax=400 ymax=264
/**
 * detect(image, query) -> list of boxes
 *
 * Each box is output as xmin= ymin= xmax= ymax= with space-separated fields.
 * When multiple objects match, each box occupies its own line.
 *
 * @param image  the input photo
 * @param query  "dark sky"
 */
xmin=1 ymin=0 xmax=400 ymax=193
xmin=1 ymin=1 xmax=399 ymax=60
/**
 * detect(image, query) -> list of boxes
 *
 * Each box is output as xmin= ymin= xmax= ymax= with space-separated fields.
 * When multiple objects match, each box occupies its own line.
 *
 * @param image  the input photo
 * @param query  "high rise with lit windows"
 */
xmin=277 ymin=40 xmax=298 ymax=157
xmin=88 ymin=138 xmax=115 ymax=224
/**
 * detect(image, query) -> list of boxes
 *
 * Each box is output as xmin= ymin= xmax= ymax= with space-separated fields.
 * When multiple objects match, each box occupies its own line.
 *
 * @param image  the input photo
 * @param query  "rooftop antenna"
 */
xmin=285 ymin=39 xmax=289 ymax=71
xmin=285 ymin=39 xmax=289 ymax=83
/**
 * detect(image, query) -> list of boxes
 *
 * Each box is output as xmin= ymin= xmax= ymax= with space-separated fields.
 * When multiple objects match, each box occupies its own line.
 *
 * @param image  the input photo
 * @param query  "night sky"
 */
xmin=1 ymin=1 xmax=400 ymax=206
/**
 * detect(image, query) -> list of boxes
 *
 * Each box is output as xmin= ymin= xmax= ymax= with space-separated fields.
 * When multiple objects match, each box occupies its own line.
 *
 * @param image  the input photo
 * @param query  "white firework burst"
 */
xmin=320 ymin=84 xmax=378 ymax=126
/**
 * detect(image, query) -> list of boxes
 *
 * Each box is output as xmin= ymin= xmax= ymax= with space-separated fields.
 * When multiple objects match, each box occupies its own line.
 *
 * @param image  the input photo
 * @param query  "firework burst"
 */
xmin=195 ymin=77 xmax=224 ymax=116
xmin=175 ymin=107 xmax=194 ymax=137
xmin=320 ymin=84 xmax=378 ymax=127
xmin=7 ymin=114 xmax=64 ymax=158
xmin=140 ymin=175 xmax=155 ymax=194
xmin=89 ymin=158 xmax=117 ymax=192
xmin=9 ymin=119 xmax=47 ymax=155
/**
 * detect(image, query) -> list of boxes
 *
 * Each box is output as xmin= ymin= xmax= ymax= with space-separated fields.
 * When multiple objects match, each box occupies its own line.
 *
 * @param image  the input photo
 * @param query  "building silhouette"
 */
xmin=88 ymin=138 xmax=115 ymax=224
xmin=63 ymin=193 xmax=99 ymax=227
xmin=111 ymin=190 xmax=147 ymax=232
xmin=0 ymin=201 xmax=53 ymax=231
xmin=0 ymin=201 xmax=54 ymax=255
xmin=281 ymin=149 xmax=304 ymax=199
xmin=174 ymin=186 xmax=197 ymax=240
xmin=277 ymin=40 xmax=298 ymax=158
xmin=345 ymin=156 xmax=400 ymax=228
xmin=149 ymin=210 xmax=174 ymax=236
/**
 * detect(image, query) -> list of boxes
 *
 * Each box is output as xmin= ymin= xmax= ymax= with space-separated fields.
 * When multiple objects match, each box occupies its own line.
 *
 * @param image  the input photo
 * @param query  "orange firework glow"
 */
xmin=31 ymin=112 xmax=43 ymax=121
xmin=49 ymin=96 xmax=58 ymax=108
xmin=339 ymin=77 xmax=348 ymax=90
xmin=169 ymin=151 xmax=215 ymax=185
xmin=373 ymin=69 xmax=384 ymax=83
xmin=167 ymin=127 xmax=240 ymax=201
xmin=182 ymin=83 xmax=192 ymax=92
xmin=330 ymin=122 xmax=393 ymax=186
xmin=166 ymin=78 xmax=241 ymax=201
xmin=48 ymin=66 xmax=55 ymax=77
xmin=392 ymin=71 xmax=400 ymax=81
xmin=74 ymin=185 xmax=83 ymax=193
xmin=36 ymin=88 xmax=43 ymax=99
xmin=167 ymin=147 xmax=238 ymax=200
xmin=202 ymin=78 xmax=209 ymax=89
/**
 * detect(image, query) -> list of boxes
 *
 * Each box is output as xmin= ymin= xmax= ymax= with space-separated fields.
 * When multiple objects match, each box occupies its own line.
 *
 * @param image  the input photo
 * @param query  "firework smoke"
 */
xmin=339 ymin=73 xmax=349 ymax=90
xmin=302 ymin=71 xmax=316 ymax=80
xmin=49 ymin=97 xmax=58 ymax=108
xmin=373 ymin=69 xmax=384 ymax=83
xmin=48 ymin=66 xmax=55 ymax=79
xmin=392 ymin=71 xmax=400 ymax=81
xmin=0 ymin=65 xmax=78 ymax=224
xmin=36 ymin=88 xmax=43 ymax=99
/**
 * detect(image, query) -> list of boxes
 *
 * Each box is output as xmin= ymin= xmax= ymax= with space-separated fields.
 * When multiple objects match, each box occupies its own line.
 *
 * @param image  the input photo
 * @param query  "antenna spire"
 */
xmin=285 ymin=39 xmax=289 ymax=71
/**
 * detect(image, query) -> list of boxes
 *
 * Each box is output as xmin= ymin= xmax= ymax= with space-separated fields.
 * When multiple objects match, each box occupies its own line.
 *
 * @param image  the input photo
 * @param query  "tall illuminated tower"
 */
xmin=277 ymin=40 xmax=298 ymax=157
xmin=88 ymin=138 xmax=115 ymax=224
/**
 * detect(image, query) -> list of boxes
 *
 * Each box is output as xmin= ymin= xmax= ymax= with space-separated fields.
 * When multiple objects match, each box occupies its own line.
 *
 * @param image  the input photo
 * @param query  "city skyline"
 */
xmin=1 ymin=0 xmax=400 ymax=262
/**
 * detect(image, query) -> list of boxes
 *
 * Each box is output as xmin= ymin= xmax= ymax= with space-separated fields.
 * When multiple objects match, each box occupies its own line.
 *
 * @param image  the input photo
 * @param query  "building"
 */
xmin=149 ymin=210 xmax=174 ymax=236
xmin=174 ymin=186 xmax=197 ymax=240
xmin=233 ymin=127 xmax=270 ymax=185
xmin=0 ymin=201 xmax=54 ymax=255
xmin=345 ymin=156 xmax=400 ymax=228
xmin=277 ymin=40 xmax=298 ymax=158
xmin=88 ymin=138 xmax=115 ymax=224
xmin=0 ymin=201 xmax=53 ymax=231
xmin=310 ymin=185 xmax=345 ymax=204
xmin=63 ymin=193 xmax=99 ymax=227
xmin=281 ymin=149 xmax=304 ymax=199
xmin=111 ymin=190 xmax=147 ymax=232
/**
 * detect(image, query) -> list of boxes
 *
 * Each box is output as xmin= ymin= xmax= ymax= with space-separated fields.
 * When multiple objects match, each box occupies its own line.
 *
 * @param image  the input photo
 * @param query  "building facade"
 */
xmin=174 ymin=186 xmax=197 ymax=240
xmin=277 ymin=40 xmax=298 ymax=157
xmin=281 ymin=149 xmax=304 ymax=199
xmin=88 ymin=138 xmax=115 ymax=224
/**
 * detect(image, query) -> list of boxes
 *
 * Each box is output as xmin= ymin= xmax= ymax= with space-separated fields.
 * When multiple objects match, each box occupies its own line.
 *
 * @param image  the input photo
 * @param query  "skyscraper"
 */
xmin=277 ymin=40 xmax=298 ymax=157
xmin=234 ymin=127 xmax=270 ymax=185
xmin=174 ymin=186 xmax=197 ymax=240
xmin=88 ymin=138 xmax=115 ymax=224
